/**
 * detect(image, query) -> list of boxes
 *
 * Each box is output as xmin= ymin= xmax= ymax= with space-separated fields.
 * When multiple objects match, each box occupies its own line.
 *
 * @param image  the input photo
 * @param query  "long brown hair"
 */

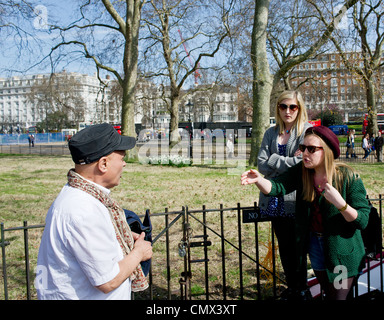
xmin=302 ymin=132 xmax=354 ymax=202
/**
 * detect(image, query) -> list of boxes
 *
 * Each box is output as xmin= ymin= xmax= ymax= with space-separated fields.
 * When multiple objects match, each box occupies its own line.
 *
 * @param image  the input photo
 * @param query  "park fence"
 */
xmin=0 ymin=133 xmax=65 ymax=145
xmin=1 ymin=197 xmax=383 ymax=301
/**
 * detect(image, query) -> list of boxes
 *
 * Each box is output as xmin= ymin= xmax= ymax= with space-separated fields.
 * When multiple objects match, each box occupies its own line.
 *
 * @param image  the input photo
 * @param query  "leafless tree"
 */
xmin=0 ymin=0 xmax=49 ymax=74
xmin=317 ymin=0 xmax=384 ymax=136
xmin=46 ymin=0 xmax=145 ymax=160
xmin=140 ymin=0 xmax=232 ymax=145
xmin=27 ymin=72 xmax=85 ymax=129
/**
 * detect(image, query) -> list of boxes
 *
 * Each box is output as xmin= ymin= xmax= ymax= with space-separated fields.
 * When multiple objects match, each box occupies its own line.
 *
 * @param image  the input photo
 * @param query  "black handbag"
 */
xmin=124 ymin=209 xmax=152 ymax=276
xmin=361 ymin=203 xmax=382 ymax=259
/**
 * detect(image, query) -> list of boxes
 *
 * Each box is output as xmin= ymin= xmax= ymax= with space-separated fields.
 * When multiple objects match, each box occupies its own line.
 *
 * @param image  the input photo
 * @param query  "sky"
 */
xmin=0 ymin=0 xmax=230 ymax=89
xmin=0 ymin=0 xmax=356 ymax=85
xmin=0 ymin=1 xmax=102 ymax=78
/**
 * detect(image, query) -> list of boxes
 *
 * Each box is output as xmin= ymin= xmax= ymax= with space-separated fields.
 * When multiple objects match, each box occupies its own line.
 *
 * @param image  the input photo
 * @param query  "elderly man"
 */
xmin=35 ymin=123 xmax=152 ymax=300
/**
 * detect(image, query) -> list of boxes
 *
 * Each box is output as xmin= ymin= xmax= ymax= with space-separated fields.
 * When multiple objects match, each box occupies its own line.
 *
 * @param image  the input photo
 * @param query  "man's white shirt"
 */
xmin=35 ymin=182 xmax=131 ymax=300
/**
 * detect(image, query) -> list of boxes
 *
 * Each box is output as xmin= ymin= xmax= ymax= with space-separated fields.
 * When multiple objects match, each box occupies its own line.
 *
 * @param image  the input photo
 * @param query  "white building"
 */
xmin=0 ymin=71 xmax=114 ymax=132
xmin=153 ymin=84 xmax=238 ymax=130
xmin=0 ymin=71 xmax=239 ymax=133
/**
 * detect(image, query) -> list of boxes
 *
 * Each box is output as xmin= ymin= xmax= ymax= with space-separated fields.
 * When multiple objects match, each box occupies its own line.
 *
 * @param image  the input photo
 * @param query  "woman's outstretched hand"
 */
xmin=241 ymin=169 xmax=261 ymax=185
xmin=241 ymin=169 xmax=272 ymax=195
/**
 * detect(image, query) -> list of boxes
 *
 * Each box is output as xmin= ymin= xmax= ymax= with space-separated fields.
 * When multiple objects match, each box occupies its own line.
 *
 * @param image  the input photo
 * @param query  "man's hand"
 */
xmin=133 ymin=232 xmax=152 ymax=262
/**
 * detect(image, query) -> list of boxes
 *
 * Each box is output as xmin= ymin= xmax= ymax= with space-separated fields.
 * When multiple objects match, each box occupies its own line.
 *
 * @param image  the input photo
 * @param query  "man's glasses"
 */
xmin=279 ymin=103 xmax=299 ymax=111
xmin=299 ymin=144 xmax=323 ymax=153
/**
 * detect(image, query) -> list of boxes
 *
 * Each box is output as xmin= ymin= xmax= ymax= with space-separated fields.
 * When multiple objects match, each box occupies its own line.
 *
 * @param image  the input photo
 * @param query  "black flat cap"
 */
xmin=68 ymin=123 xmax=136 ymax=164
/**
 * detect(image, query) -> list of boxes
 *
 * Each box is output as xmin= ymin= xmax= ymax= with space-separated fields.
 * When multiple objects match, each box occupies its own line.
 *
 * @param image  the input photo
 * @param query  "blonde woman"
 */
xmin=243 ymin=126 xmax=370 ymax=300
xmin=257 ymin=90 xmax=312 ymax=300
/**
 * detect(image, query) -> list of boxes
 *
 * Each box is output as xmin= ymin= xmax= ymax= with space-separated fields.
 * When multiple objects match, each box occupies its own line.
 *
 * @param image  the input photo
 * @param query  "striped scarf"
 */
xmin=67 ymin=169 xmax=148 ymax=292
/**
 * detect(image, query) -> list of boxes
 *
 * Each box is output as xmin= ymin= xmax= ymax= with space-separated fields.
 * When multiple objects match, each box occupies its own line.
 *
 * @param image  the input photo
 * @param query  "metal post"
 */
xmin=220 ymin=204 xmax=227 ymax=300
xmin=179 ymin=206 xmax=190 ymax=300
xmin=165 ymin=208 xmax=171 ymax=300
xmin=237 ymin=203 xmax=243 ymax=300
xmin=202 ymin=205 xmax=209 ymax=300
xmin=23 ymin=221 xmax=32 ymax=300
xmin=271 ymin=223 xmax=277 ymax=298
xmin=254 ymin=202 xmax=261 ymax=300
xmin=1 ymin=223 xmax=8 ymax=300
xmin=380 ymin=195 xmax=383 ymax=293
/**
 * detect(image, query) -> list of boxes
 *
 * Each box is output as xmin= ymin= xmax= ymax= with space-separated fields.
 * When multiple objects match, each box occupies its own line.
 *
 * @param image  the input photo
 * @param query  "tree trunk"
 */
xmin=365 ymin=79 xmax=378 ymax=136
xmin=169 ymin=94 xmax=180 ymax=147
xmin=249 ymin=0 xmax=273 ymax=167
xmin=121 ymin=75 xmax=138 ymax=160
xmin=121 ymin=0 xmax=142 ymax=161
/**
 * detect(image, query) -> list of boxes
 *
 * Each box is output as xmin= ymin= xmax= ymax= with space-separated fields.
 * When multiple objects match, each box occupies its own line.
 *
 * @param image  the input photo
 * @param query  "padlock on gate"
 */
xmin=178 ymin=241 xmax=187 ymax=257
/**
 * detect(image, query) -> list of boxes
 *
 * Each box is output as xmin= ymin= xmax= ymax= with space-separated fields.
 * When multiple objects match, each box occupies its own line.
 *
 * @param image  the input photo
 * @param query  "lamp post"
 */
xmin=186 ymin=100 xmax=193 ymax=158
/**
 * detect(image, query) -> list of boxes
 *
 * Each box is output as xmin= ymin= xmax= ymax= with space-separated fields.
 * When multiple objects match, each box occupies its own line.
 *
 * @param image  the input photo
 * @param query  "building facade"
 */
xmin=0 ymin=71 xmax=239 ymax=134
xmin=0 ymin=71 xmax=114 ymax=133
xmin=289 ymin=51 xmax=384 ymax=121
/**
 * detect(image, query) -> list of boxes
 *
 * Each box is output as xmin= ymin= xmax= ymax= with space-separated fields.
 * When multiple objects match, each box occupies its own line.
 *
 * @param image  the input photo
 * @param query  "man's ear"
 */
xmin=97 ymin=156 xmax=108 ymax=173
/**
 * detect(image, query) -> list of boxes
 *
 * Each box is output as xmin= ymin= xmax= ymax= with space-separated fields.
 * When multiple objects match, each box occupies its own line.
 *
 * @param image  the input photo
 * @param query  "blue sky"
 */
xmin=0 ymin=1 xmax=100 ymax=77
xmin=0 ymin=0 xmax=229 ymax=89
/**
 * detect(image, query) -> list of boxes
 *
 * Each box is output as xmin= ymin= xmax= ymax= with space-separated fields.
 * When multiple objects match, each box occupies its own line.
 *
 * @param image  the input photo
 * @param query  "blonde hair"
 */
xmin=302 ymin=132 xmax=354 ymax=202
xmin=275 ymin=90 xmax=308 ymax=136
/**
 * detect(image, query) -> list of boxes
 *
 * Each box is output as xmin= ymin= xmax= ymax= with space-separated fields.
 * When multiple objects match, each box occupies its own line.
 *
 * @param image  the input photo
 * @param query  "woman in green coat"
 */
xmin=241 ymin=126 xmax=370 ymax=300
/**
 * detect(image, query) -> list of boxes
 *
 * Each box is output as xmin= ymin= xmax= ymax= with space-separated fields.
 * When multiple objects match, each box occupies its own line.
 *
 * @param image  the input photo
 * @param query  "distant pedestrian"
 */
xmin=374 ymin=132 xmax=383 ymax=162
xmin=226 ymin=134 xmax=234 ymax=158
xmin=28 ymin=134 xmax=35 ymax=147
xmin=362 ymin=133 xmax=371 ymax=160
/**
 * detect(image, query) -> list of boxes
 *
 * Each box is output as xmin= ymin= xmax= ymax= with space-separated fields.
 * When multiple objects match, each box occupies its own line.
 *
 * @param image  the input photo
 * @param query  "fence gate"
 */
xmin=174 ymin=204 xmax=284 ymax=301
xmin=0 ymin=205 xmax=287 ymax=300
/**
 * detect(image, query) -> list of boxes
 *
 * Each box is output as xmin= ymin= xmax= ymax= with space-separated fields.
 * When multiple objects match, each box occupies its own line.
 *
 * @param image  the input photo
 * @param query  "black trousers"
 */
xmin=272 ymin=218 xmax=307 ymax=290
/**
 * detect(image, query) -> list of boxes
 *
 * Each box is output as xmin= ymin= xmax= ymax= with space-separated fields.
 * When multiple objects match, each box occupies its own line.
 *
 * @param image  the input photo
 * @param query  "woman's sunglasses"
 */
xmin=278 ymin=103 xmax=299 ymax=111
xmin=299 ymin=144 xmax=323 ymax=153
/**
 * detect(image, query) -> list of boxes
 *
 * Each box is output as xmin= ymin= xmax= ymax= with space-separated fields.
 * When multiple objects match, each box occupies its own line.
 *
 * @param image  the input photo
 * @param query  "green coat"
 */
xmin=268 ymin=163 xmax=370 ymax=283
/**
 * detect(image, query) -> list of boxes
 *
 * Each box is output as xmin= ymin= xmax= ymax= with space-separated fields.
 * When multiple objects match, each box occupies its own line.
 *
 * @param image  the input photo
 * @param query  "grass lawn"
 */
xmin=0 ymin=153 xmax=383 ymax=300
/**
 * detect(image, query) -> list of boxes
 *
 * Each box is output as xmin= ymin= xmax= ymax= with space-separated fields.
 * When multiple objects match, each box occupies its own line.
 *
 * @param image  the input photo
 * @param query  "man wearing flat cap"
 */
xmin=35 ymin=123 xmax=152 ymax=300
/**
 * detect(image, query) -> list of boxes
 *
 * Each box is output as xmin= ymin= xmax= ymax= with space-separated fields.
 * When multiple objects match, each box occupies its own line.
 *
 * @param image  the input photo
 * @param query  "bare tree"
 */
xmin=27 ymin=72 xmax=85 ymax=130
xmin=140 ymin=0 xmax=231 ymax=146
xmin=318 ymin=0 xmax=384 ymax=136
xmin=0 ymin=0 xmax=49 ymax=74
xmin=46 ymin=0 xmax=144 ymax=160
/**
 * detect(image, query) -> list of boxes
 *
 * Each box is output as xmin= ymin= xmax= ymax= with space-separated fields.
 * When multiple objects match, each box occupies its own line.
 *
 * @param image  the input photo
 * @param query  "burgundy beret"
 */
xmin=305 ymin=126 xmax=340 ymax=159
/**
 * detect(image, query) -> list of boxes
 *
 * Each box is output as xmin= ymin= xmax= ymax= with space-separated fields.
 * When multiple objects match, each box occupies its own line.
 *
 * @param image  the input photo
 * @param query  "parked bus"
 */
xmin=362 ymin=113 xmax=384 ymax=135
xmin=61 ymin=128 xmax=77 ymax=141
xmin=28 ymin=126 xmax=37 ymax=133
xmin=309 ymin=119 xmax=321 ymax=127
